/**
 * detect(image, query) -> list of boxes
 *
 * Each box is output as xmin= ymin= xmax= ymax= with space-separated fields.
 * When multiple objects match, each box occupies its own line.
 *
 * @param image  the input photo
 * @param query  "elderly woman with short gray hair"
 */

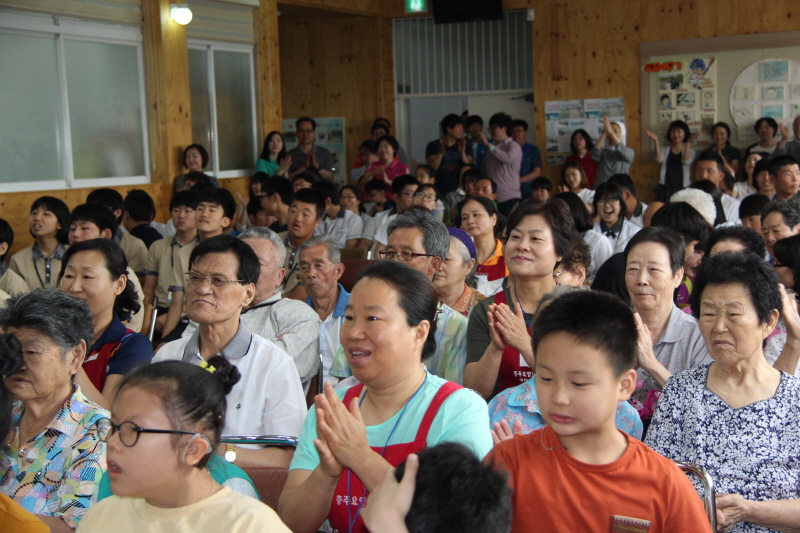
xmin=0 ymin=289 xmax=108 ymax=532
xmin=433 ymin=227 xmax=487 ymax=316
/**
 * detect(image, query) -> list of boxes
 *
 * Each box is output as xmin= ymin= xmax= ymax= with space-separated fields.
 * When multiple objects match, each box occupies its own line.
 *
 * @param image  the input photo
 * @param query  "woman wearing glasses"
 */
xmin=0 ymin=289 xmax=108 ymax=532
xmin=79 ymin=359 xmax=292 ymax=532
xmin=59 ymin=239 xmax=153 ymax=410
xmin=279 ymin=261 xmax=492 ymax=533
xmin=153 ymin=234 xmax=307 ymax=469
xmin=464 ymin=199 xmax=577 ymax=400
xmin=593 ymin=181 xmax=641 ymax=254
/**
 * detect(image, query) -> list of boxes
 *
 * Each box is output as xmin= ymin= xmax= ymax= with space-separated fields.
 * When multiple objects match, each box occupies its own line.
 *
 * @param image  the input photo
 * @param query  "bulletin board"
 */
xmin=640 ymin=31 xmax=800 ymax=161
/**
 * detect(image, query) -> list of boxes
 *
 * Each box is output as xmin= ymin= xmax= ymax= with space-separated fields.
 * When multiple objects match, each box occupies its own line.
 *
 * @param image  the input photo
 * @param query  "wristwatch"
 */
xmin=224 ymin=444 xmax=237 ymax=463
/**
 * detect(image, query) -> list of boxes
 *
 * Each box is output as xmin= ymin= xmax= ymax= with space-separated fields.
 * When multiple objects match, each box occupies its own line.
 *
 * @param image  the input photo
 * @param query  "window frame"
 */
xmin=187 ymin=39 xmax=258 ymax=179
xmin=0 ymin=11 xmax=150 ymax=192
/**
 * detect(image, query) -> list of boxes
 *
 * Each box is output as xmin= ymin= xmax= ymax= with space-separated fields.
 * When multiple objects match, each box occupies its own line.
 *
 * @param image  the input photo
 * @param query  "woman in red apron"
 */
xmin=463 ymin=199 xmax=577 ymax=400
xmin=279 ymin=261 xmax=493 ymax=533
xmin=59 ymin=238 xmax=153 ymax=409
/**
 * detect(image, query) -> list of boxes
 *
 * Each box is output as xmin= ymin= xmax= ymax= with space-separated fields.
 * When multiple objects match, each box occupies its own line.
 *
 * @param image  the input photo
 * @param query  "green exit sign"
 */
xmin=406 ymin=0 xmax=426 ymax=13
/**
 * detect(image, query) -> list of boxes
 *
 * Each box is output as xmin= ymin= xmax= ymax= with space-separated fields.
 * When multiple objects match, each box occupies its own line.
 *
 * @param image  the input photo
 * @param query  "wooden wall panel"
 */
xmin=526 ymin=0 xmax=800 ymax=201
xmin=256 ymin=0 xmax=284 ymax=138
xmin=278 ymin=14 xmax=382 ymax=181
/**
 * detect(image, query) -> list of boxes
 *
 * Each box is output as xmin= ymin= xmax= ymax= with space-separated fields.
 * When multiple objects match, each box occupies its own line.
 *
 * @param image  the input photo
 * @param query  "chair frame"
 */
xmin=675 ymin=460 xmax=717 ymax=532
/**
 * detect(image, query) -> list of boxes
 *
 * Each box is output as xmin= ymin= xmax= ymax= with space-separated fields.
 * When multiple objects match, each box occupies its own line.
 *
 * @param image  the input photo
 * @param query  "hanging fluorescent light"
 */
xmin=170 ymin=4 xmax=193 ymax=25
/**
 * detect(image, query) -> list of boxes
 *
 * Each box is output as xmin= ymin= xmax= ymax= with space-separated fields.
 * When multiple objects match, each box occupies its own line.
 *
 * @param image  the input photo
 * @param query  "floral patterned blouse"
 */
xmin=487 ymin=377 xmax=643 ymax=439
xmin=645 ymin=363 xmax=800 ymax=533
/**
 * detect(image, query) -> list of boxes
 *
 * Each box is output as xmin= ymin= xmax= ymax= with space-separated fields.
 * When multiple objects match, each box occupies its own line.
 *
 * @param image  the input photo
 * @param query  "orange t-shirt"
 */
xmin=0 ymin=495 xmax=50 ymax=533
xmin=486 ymin=426 xmax=710 ymax=533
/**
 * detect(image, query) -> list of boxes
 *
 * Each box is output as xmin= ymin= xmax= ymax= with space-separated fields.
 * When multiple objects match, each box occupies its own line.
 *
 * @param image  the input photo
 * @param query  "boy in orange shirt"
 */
xmin=486 ymin=290 xmax=710 ymax=533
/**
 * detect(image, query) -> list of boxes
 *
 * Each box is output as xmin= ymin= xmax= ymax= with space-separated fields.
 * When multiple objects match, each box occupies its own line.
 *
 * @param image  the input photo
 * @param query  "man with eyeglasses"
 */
xmin=287 ymin=117 xmax=334 ymax=183
xmin=154 ymin=234 xmax=306 ymax=469
xmin=330 ymin=207 xmax=469 ymax=385
xmin=371 ymin=174 xmax=420 ymax=254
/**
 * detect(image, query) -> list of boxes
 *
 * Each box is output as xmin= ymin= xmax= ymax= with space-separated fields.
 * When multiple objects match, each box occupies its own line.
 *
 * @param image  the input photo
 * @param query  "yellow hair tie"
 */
xmin=198 ymin=361 xmax=216 ymax=374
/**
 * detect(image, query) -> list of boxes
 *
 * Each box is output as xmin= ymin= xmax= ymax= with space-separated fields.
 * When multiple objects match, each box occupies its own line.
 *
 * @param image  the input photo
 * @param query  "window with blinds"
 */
xmin=394 ymin=10 xmax=533 ymax=96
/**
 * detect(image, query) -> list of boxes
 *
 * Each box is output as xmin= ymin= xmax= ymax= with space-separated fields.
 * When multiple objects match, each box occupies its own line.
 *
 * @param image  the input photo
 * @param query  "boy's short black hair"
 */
xmin=530 ymin=177 xmax=552 ymax=192
xmin=0 ymin=219 xmax=13 ymax=262
xmin=184 ymin=171 xmax=211 ymax=186
xmin=86 ymin=188 xmax=124 ymax=223
xmin=706 ymin=225 xmax=766 ymax=258
xmin=392 ymin=174 xmax=420 ymax=196
xmin=70 ymin=204 xmax=118 ymax=237
xmin=695 ymin=151 xmax=725 ymax=174
xmin=768 ymin=154 xmax=799 ymax=177
xmin=511 ymin=119 xmax=529 ymax=131
xmin=738 ymin=193 xmax=770 ymax=220
xmin=608 ymin=174 xmax=636 ymax=197
xmin=441 ymin=113 xmax=463 ymax=135
xmin=395 ymin=443 xmax=511 ymax=533
xmin=312 ymin=181 xmax=340 ymax=206
xmin=364 ymin=179 xmax=389 ymax=195
xmin=262 ymin=176 xmax=293 ymax=205
xmin=532 ymin=290 xmax=638 ymax=377
xmin=415 ymin=164 xmax=435 ymax=178
xmin=475 ymin=176 xmax=498 ymax=194
xmin=762 ymin=199 xmax=800 ymax=227
xmin=196 ymin=188 xmax=237 ymax=220
xmin=488 ymin=113 xmax=513 ymax=136
xmin=170 ymin=190 xmax=199 ymax=212
xmin=359 ymin=139 xmax=379 ymax=154
xmin=246 ymin=198 xmax=264 ymax=217
xmin=124 ymin=190 xmax=156 ymax=223
xmin=465 ymin=115 xmax=484 ymax=128
xmin=650 ymin=201 xmax=710 ymax=247
xmin=292 ymin=188 xmax=326 ymax=219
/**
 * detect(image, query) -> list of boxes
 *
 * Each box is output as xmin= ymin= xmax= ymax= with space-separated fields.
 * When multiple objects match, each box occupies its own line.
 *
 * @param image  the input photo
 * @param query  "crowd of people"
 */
xmin=1 ymin=110 xmax=800 ymax=533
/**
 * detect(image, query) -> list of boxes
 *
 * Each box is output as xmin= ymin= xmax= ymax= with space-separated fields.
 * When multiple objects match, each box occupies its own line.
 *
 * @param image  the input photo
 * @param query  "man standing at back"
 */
xmin=287 ymin=117 xmax=334 ymax=183
xmin=477 ymin=113 xmax=523 ymax=216
xmin=694 ymin=152 xmax=740 ymax=224
xmin=426 ymin=113 xmax=473 ymax=195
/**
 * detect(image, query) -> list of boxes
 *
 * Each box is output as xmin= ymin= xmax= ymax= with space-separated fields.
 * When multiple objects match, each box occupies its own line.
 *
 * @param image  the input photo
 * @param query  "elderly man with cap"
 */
xmin=433 ymin=227 xmax=487 ymax=316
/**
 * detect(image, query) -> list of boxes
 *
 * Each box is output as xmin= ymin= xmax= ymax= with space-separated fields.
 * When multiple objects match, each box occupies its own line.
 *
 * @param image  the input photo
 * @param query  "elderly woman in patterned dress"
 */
xmin=646 ymin=251 xmax=800 ymax=533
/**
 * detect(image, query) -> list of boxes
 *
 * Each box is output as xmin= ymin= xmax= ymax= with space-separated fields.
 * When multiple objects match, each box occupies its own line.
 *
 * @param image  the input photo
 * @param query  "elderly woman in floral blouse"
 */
xmin=646 ymin=251 xmax=800 ymax=533
xmin=0 ymin=290 xmax=107 ymax=532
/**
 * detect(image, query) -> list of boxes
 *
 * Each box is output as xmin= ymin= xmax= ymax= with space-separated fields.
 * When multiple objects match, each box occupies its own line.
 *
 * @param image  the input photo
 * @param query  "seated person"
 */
xmin=529 ymin=176 xmax=552 ymax=203
xmin=279 ymin=188 xmax=325 ymax=300
xmin=122 ymin=190 xmax=163 ymax=249
xmin=68 ymin=203 xmax=147 ymax=332
xmin=738 ymin=193 xmax=770 ymax=235
xmin=0 ymin=334 xmax=49 ymax=533
xmin=485 ymin=289 xmax=709 ymax=532
xmin=0 ymin=290 xmax=108 ymax=531
xmin=153 ymin=234 xmax=307 ymax=467
xmin=59 ymin=239 xmax=154 ymax=409
xmin=86 ymin=188 xmax=149 ymax=278
xmin=761 ymin=199 xmax=800 ymax=259
xmin=465 ymin=199 xmax=576 ymax=399
xmin=278 ymin=261 xmax=492 ymax=533
xmin=81 ymin=359 xmax=292 ymax=533
xmin=553 ymin=234 xmax=590 ymax=287
xmin=0 ymin=219 xmax=29 ymax=298
xmin=311 ymin=181 xmax=363 ymax=248
xmin=8 ymin=196 xmax=70 ymax=290
xmin=488 ymin=286 xmax=642 ymax=440
xmin=593 ymin=182 xmax=640 ymax=254
xmin=361 ymin=443 xmax=511 ymax=533
xmin=646 ymin=251 xmax=800 ymax=532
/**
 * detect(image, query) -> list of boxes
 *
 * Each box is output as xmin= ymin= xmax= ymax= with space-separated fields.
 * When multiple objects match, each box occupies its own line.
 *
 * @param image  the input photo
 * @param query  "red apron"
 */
xmin=83 ymin=330 xmax=135 ymax=392
xmin=327 ymin=381 xmax=461 ymax=533
xmin=494 ymin=291 xmax=534 ymax=393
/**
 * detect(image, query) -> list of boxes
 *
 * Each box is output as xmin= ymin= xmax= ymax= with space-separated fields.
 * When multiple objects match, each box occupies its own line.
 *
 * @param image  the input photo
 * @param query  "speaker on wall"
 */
xmin=432 ymin=0 xmax=503 ymax=24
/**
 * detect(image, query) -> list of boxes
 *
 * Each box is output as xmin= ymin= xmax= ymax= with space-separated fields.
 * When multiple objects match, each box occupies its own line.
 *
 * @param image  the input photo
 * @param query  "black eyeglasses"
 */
xmin=379 ymin=250 xmax=436 ymax=261
xmin=97 ymin=418 xmax=198 ymax=447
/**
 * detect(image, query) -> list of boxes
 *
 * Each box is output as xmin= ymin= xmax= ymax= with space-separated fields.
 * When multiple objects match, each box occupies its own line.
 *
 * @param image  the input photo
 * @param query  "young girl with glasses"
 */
xmin=79 ymin=358 xmax=291 ymax=533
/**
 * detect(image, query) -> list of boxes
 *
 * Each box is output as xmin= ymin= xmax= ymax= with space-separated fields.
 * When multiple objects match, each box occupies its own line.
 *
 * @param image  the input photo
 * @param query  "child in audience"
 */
xmin=529 ymin=177 xmax=552 ymax=202
xmin=739 ymin=193 xmax=771 ymax=234
xmin=414 ymin=164 xmax=447 ymax=221
xmin=86 ymin=188 xmax=149 ymax=278
xmin=593 ymin=182 xmax=640 ymax=253
xmin=123 ymin=190 xmax=162 ymax=248
xmin=78 ymin=358 xmax=291 ymax=533
xmin=0 ymin=219 xmax=28 ymax=298
xmin=9 ymin=196 xmax=70 ymax=290
xmin=362 ymin=443 xmax=511 ymax=533
xmin=291 ymin=173 xmax=313 ymax=192
xmin=485 ymin=290 xmax=710 ymax=532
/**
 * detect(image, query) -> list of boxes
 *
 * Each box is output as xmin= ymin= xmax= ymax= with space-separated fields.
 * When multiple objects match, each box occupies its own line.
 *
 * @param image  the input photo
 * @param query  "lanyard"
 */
xmin=346 ymin=373 xmax=428 ymax=532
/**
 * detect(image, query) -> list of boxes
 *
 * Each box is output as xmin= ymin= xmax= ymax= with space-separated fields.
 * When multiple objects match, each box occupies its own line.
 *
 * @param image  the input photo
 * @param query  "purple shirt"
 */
xmin=481 ymin=137 xmax=523 ymax=202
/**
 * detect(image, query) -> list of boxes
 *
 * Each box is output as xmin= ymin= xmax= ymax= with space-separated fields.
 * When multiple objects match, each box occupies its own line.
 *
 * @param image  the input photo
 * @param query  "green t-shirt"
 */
xmin=254 ymin=158 xmax=280 ymax=176
xmin=290 ymin=371 xmax=493 ymax=472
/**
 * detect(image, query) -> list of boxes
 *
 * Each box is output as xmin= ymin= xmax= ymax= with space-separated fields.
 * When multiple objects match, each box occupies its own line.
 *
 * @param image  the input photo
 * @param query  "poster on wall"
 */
xmin=729 ymin=58 xmax=800 ymax=145
xmin=643 ymin=57 xmax=717 ymax=148
xmin=282 ymin=117 xmax=347 ymax=186
xmin=544 ymin=97 xmax=625 ymax=157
